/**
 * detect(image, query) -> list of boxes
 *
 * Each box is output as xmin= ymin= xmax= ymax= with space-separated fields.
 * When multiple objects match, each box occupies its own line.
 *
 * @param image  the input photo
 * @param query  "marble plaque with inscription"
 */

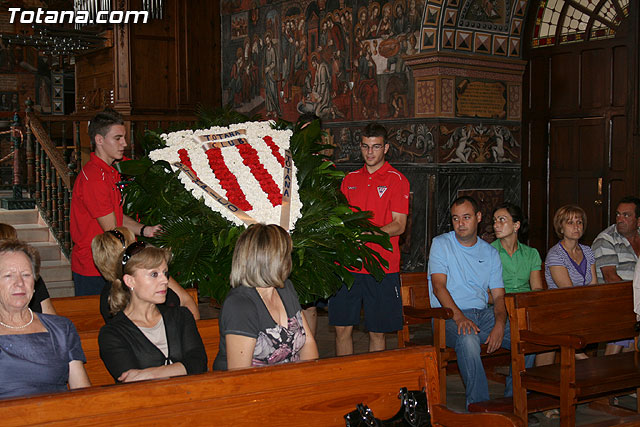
xmin=455 ymin=78 xmax=507 ymax=119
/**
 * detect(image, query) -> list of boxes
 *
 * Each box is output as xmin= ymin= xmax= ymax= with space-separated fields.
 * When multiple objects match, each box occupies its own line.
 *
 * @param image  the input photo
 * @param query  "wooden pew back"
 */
xmin=0 ymin=346 xmax=522 ymax=426
xmin=506 ymin=281 xmax=639 ymax=425
xmin=52 ymin=288 xmax=199 ymax=333
xmin=508 ymin=281 xmax=636 ymax=352
xmin=80 ymin=318 xmax=219 ymax=386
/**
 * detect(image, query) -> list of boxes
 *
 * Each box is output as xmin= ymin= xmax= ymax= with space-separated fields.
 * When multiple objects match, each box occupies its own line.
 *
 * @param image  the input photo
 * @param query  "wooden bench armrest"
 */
xmin=431 ymin=404 xmax=524 ymax=427
xmin=520 ymin=330 xmax=586 ymax=349
xmin=403 ymin=306 xmax=454 ymax=321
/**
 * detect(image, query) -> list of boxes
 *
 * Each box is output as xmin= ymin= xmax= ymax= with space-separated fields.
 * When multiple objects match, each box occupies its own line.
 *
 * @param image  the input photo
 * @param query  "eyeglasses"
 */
xmin=108 ymin=229 xmax=126 ymax=248
xmin=360 ymin=143 xmax=384 ymax=151
xmin=121 ymin=241 xmax=147 ymax=270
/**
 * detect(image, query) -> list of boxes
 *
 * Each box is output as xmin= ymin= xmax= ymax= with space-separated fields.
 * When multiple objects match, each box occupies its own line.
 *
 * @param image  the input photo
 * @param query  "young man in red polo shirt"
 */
xmin=329 ymin=122 xmax=410 ymax=355
xmin=70 ymin=109 xmax=161 ymax=296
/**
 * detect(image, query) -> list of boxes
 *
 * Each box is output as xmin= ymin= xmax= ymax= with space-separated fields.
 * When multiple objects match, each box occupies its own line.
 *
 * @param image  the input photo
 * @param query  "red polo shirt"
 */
xmin=70 ymin=153 xmax=124 ymax=276
xmin=341 ymin=161 xmax=410 ymax=273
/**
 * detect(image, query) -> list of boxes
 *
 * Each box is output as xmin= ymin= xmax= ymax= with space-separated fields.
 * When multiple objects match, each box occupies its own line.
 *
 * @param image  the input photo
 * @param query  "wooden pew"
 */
xmin=0 ymin=346 xmax=523 ymax=426
xmin=51 ymin=287 xmax=199 ymax=333
xmin=80 ymin=317 xmax=220 ymax=386
xmin=505 ymin=281 xmax=640 ymax=426
xmin=398 ymin=272 xmax=511 ymax=403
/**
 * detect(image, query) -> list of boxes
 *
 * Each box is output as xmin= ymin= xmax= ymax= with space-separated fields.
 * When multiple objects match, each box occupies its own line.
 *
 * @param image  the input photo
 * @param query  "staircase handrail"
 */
xmin=26 ymin=111 xmax=73 ymax=189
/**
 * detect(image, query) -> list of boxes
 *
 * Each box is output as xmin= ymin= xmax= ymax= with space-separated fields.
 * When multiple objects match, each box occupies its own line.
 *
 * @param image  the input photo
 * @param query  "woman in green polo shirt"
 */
xmin=491 ymin=202 xmax=543 ymax=293
xmin=492 ymin=202 xmax=545 ymax=422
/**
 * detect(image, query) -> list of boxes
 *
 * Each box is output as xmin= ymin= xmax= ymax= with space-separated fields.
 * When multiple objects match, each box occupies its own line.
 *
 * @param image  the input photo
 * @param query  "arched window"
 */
xmin=532 ymin=0 xmax=629 ymax=47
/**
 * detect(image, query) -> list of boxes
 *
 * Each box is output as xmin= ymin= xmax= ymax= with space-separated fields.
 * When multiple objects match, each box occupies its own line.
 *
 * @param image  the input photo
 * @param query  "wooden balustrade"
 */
xmin=19 ymin=100 xmax=197 ymax=257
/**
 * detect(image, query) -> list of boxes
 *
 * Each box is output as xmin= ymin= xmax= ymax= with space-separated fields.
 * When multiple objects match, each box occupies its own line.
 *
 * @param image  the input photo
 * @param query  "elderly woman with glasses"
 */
xmin=92 ymin=227 xmax=199 ymax=322
xmin=213 ymin=223 xmax=318 ymax=370
xmin=0 ymin=240 xmax=90 ymax=398
xmin=98 ymin=241 xmax=207 ymax=383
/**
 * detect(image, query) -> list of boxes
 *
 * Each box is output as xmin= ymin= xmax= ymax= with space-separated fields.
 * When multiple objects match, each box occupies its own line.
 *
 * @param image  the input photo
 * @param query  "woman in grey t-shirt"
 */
xmin=213 ymin=224 xmax=318 ymax=370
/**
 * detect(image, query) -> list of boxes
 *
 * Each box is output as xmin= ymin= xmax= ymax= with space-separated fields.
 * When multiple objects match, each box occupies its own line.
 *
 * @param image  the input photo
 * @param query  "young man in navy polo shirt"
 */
xmin=329 ymin=122 xmax=410 ymax=355
xmin=70 ymin=109 xmax=162 ymax=296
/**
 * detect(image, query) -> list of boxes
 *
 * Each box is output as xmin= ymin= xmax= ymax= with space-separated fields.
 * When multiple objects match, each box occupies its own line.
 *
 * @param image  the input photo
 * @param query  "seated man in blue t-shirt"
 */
xmin=427 ymin=196 xmax=510 ymax=408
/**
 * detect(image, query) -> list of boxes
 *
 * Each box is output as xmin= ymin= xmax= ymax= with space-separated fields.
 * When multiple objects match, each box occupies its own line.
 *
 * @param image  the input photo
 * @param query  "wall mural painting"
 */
xmin=439 ymin=123 xmax=519 ymax=163
xmin=323 ymin=122 xmax=435 ymax=164
xmin=221 ymin=0 xmax=424 ymax=122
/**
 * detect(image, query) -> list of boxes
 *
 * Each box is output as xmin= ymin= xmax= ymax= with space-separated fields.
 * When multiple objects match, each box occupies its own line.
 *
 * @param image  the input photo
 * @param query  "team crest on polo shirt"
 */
xmin=377 ymin=186 xmax=387 ymax=198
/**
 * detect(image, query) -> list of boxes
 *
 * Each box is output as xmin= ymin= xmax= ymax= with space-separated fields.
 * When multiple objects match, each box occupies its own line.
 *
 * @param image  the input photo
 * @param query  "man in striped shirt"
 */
xmin=592 ymin=196 xmax=640 ymax=355
xmin=592 ymin=196 xmax=640 ymax=283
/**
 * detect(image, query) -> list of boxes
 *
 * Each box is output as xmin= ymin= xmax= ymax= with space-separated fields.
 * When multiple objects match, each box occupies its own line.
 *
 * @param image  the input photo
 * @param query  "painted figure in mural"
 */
xmin=357 ymin=6 xmax=370 ymax=39
xmin=282 ymin=19 xmax=296 ymax=104
xmin=407 ymin=0 xmax=423 ymax=33
xmin=264 ymin=32 xmax=281 ymax=119
xmin=354 ymin=43 xmax=380 ymax=119
xmin=376 ymin=3 xmax=393 ymax=37
xmin=292 ymin=38 xmax=311 ymax=102
xmin=310 ymin=52 xmax=344 ymax=120
xmin=445 ymin=124 xmax=474 ymax=163
xmin=393 ymin=0 xmax=409 ymax=35
xmin=491 ymin=126 xmax=519 ymax=163
xmin=228 ymin=47 xmax=244 ymax=107
xmin=368 ymin=2 xmax=381 ymax=36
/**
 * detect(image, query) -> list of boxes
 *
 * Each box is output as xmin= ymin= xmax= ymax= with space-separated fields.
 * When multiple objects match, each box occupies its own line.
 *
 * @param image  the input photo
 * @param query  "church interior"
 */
xmin=0 ymin=0 xmax=638 ymax=425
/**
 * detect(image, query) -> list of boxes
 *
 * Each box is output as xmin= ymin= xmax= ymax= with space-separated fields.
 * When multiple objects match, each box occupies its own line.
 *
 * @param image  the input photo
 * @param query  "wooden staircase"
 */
xmin=0 ymin=208 xmax=74 ymax=297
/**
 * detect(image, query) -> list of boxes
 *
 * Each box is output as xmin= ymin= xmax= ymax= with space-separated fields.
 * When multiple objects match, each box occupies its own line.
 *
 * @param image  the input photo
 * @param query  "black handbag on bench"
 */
xmin=344 ymin=387 xmax=431 ymax=427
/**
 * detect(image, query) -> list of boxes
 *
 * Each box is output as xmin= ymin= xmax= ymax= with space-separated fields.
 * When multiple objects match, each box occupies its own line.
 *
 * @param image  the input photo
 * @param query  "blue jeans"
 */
xmin=504 ymin=354 xmax=536 ymax=398
xmin=444 ymin=307 xmax=511 ymax=408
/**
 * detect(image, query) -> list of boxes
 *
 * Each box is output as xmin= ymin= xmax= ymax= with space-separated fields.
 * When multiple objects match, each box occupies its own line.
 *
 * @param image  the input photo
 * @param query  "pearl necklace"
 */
xmin=0 ymin=308 xmax=34 ymax=329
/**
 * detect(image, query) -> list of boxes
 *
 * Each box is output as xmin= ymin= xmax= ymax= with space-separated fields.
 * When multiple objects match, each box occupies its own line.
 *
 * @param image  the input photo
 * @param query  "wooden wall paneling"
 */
xmin=549 ymin=52 xmax=579 ymax=113
xmin=130 ymin=0 xmax=177 ymax=112
xmin=528 ymin=56 xmax=548 ymax=112
xmin=75 ymin=48 xmax=114 ymax=113
xmin=612 ymin=45 xmax=628 ymax=107
xmin=580 ymin=48 xmax=608 ymax=110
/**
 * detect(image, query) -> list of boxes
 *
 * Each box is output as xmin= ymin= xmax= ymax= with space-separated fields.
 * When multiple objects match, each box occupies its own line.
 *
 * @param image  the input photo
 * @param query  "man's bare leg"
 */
xmin=335 ymin=325 xmax=354 ymax=356
xmin=369 ymin=332 xmax=386 ymax=352
xmin=302 ymin=307 xmax=317 ymax=337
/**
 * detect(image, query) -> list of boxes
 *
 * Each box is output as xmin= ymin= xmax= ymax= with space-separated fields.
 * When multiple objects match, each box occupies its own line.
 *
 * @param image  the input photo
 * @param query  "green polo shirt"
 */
xmin=490 ymin=239 xmax=542 ymax=294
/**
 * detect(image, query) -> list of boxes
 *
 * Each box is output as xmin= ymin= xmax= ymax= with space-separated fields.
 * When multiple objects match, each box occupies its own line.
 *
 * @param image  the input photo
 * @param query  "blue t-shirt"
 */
xmin=428 ymin=231 xmax=504 ymax=310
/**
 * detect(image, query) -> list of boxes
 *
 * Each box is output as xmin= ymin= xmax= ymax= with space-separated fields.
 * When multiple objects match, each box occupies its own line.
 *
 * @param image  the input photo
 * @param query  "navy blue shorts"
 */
xmin=72 ymin=273 xmax=108 ymax=296
xmin=328 ymin=272 xmax=403 ymax=333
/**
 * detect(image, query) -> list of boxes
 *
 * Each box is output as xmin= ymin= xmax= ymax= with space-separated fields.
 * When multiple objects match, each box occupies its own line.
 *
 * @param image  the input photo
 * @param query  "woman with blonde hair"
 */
xmin=98 ymin=242 xmax=207 ymax=382
xmin=92 ymin=227 xmax=199 ymax=321
xmin=545 ymin=205 xmax=597 ymax=288
xmin=0 ymin=223 xmax=55 ymax=315
xmin=213 ymin=223 xmax=318 ymax=370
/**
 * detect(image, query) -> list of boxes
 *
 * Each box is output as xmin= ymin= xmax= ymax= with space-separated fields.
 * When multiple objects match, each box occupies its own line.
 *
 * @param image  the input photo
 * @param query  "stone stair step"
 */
xmin=29 ymin=241 xmax=63 ymax=261
xmin=45 ymin=280 xmax=75 ymax=298
xmin=14 ymin=224 xmax=51 ymax=243
xmin=0 ymin=209 xmax=39 ymax=225
xmin=40 ymin=260 xmax=72 ymax=283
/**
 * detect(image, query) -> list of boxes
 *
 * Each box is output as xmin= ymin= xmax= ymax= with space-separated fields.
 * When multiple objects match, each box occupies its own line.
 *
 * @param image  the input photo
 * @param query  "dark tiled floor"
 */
xmin=200 ymin=301 xmax=638 ymax=426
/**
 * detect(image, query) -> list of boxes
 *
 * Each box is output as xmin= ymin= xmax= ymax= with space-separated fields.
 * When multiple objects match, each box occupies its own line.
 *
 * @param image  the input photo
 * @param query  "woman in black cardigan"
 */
xmin=98 ymin=243 xmax=207 ymax=383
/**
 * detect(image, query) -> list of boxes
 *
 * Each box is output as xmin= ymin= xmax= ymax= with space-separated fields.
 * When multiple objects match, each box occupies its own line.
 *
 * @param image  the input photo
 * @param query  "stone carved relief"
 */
xmin=440 ymin=123 xmax=519 ymax=163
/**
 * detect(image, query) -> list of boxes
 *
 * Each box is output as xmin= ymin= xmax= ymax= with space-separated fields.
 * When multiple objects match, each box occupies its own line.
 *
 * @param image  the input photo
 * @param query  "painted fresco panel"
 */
xmin=220 ymin=0 xmax=424 ymax=122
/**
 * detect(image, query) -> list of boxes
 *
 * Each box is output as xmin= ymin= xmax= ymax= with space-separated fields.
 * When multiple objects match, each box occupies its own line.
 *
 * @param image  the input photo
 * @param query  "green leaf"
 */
xmin=115 ymin=158 xmax=153 ymax=176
